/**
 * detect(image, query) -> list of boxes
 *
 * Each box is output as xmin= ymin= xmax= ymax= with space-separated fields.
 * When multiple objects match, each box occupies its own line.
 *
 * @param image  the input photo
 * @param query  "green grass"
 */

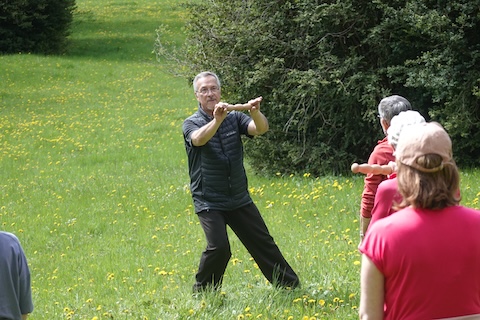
xmin=1 ymin=0 xmax=480 ymax=319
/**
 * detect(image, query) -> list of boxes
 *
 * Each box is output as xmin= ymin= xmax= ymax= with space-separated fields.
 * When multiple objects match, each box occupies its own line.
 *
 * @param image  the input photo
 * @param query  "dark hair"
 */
xmin=396 ymin=154 xmax=460 ymax=210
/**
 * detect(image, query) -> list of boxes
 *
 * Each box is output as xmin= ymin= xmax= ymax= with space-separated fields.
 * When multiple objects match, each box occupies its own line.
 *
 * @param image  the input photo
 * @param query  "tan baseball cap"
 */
xmin=395 ymin=122 xmax=453 ymax=173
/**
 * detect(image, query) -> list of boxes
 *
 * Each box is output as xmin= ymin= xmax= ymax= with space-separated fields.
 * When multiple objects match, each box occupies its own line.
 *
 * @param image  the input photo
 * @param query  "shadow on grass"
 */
xmin=67 ymin=8 xmax=185 ymax=62
xmin=67 ymin=35 xmax=159 ymax=62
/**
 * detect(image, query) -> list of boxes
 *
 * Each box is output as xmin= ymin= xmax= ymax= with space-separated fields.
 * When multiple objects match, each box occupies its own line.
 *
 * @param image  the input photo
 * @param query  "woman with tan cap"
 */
xmin=359 ymin=122 xmax=480 ymax=320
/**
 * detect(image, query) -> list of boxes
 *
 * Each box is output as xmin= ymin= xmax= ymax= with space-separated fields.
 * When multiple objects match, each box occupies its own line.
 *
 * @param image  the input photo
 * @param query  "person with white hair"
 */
xmin=368 ymin=110 xmax=426 ymax=228
xmin=359 ymin=122 xmax=480 ymax=319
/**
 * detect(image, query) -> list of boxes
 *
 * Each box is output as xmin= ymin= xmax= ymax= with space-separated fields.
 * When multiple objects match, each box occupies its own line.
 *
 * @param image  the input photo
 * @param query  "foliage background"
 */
xmin=156 ymin=0 xmax=480 ymax=176
xmin=0 ymin=0 xmax=76 ymax=54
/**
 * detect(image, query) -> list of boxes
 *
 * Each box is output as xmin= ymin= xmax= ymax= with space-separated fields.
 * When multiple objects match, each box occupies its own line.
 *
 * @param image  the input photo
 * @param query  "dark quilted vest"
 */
xmin=183 ymin=108 xmax=253 ymax=213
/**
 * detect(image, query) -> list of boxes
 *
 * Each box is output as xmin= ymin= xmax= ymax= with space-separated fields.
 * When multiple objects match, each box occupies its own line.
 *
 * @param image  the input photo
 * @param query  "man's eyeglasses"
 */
xmin=196 ymin=86 xmax=220 ymax=95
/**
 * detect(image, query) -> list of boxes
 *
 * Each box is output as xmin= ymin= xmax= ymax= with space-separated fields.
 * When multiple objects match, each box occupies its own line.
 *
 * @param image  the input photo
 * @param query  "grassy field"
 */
xmin=1 ymin=0 xmax=480 ymax=319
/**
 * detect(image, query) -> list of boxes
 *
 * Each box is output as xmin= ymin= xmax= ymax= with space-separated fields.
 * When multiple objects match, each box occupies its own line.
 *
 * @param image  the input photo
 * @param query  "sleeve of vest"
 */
xmin=236 ymin=112 xmax=253 ymax=136
xmin=183 ymin=119 xmax=198 ymax=147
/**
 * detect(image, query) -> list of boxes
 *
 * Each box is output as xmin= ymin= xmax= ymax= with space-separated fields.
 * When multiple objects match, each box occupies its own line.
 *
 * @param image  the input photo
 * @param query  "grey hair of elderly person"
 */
xmin=192 ymin=71 xmax=221 ymax=93
xmin=378 ymin=95 xmax=412 ymax=124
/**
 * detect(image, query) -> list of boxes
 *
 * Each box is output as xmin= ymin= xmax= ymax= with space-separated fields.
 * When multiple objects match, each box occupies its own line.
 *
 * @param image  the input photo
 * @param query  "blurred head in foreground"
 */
xmin=395 ymin=121 xmax=460 ymax=210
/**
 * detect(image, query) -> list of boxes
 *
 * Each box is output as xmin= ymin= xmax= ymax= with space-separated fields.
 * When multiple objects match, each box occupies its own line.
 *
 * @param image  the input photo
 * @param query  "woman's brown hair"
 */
xmin=395 ymin=154 xmax=460 ymax=210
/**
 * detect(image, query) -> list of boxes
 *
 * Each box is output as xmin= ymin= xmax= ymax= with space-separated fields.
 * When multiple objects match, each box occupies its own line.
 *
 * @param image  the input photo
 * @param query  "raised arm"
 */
xmin=247 ymin=97 xmax=269 ymax=136
xmin=190 ymin=104 xmax=228 ymax=146
xmin=225 ymin=103 xmax=252 ymax=111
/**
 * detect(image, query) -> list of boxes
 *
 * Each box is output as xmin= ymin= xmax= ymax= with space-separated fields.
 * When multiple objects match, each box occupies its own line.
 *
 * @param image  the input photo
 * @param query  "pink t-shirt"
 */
xmin=369 ymin=176 xmax=401 ymax=228
xmin=359 ymin=206 xmax=480 ymax=320
xmin=360 ymin=138 xmax=395 ymax=218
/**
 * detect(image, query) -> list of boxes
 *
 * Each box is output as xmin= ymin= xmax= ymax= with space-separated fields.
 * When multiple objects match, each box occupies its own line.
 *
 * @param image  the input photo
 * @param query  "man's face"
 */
xmin=195 ymin=75 xmax=221 ymax=114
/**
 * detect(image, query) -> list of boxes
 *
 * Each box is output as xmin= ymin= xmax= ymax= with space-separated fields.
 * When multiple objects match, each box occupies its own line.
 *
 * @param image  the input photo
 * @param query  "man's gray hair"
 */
xmin=193 ymin=71 xmax=221 ymax=93
xmin=377 ymin=95 xmax=412 ymax=124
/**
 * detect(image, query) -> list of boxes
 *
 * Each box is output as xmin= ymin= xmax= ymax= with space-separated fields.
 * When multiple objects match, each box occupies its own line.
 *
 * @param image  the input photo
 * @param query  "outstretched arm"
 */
xmin=351 ymin=162 xmax=395 ymax=175
xmin=225 ymin=103 xmax=252 ymax=111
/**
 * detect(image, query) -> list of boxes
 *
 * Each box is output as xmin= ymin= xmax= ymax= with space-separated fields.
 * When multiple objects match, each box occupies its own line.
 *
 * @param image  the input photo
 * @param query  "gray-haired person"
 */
xmin=359 ymin=95 xmax=412 ymax=240
xmin=182 ymin=71 xmax=300 ymax=292
xmin=359 ymin=122 xmax=480 ymax=319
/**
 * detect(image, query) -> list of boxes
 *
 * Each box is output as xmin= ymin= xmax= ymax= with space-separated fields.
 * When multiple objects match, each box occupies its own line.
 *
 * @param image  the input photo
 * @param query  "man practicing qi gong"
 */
xmin=182 ymin=71 xmax=300 ymax=293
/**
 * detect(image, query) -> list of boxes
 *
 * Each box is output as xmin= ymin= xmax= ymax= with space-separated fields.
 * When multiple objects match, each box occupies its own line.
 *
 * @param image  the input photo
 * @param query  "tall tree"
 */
xmin=0 ymin=0 xmax=76 ymax=54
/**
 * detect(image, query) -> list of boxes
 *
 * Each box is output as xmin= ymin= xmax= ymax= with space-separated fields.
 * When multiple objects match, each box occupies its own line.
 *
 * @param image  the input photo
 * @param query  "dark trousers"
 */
xmin=193 ymin=202 xmax=300 ymax=291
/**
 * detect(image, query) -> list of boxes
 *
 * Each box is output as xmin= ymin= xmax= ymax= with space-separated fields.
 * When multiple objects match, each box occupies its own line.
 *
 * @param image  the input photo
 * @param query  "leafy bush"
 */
xmin=0 ymin=0 xmax=76 ymax=54
xmin=156 ymin=0 xmax=480 ymax=175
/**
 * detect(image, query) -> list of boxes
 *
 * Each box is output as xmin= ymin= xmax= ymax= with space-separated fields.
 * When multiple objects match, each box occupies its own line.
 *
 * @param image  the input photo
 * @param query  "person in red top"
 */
xmin=369 ymin=110 xmax=425 ymax=227
xmin=368 ymin=177 xmax=399 ymax=227
xmin=359 ymin=122 xmax=480 ymax=320
xmin=359 ymin=95 xmax=412 ymax=240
